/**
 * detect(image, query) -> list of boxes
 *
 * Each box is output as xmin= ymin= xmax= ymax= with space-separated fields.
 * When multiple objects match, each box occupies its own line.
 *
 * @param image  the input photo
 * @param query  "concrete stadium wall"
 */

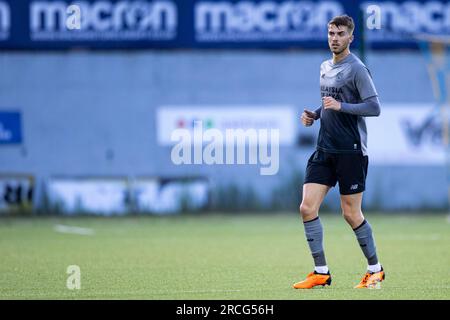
xmin=0 ymin=50 xmax=446 ymax=212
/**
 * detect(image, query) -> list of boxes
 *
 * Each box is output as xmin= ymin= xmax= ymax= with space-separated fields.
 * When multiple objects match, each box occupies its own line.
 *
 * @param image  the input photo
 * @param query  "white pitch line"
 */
xmin=54 ymin=224 xmax=95 ymax=236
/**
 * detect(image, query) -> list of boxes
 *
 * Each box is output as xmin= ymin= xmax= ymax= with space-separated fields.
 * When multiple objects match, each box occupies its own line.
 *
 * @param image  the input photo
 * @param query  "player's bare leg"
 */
xmin=340 ymin=192 xmax=364 ymax=228
xmin=300 ymin=183 xmax=330 ymax=222
xmin=293 ymin=183 xmax=331 ymax=289
xmin=341 ymin=192 xmax=385 ymax=288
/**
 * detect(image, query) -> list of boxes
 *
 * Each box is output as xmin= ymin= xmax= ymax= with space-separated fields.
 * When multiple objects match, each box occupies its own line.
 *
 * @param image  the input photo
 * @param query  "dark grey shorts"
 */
xmin=304 ymin=150 xmax=368 ymax=195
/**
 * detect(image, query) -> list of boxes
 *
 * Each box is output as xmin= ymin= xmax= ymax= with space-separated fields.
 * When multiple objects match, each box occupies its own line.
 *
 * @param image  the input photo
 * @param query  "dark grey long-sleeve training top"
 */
xmin=313 ymin=53 xmax=381 ymax=156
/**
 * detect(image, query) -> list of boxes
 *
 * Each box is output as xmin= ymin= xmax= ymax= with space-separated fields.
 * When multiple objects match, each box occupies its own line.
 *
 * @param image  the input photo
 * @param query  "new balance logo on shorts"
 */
xmin=350 ymin=184 xmax=358 ymax=190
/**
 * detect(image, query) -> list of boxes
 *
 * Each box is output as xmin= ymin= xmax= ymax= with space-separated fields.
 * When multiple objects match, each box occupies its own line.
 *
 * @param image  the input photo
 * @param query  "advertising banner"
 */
xmin=47 ymin=177 xmax=130 ymax=214
xmin=366 ymin=104 xmax=446 ymax=165
xmin=0 ymin=175 xmax=34 ymax=213
xmin=1 ymin=0 xmax=448 ymax=49
xmin=156 ymin=106 xmax=296 ymax=146
xmin=46 ymin=176 xmax=209 ymax=214
xmin=193 ymin=0 xmax=343 ymax=47
xmin=134 ymin=177 xmax=209 ymax=213
xmin=0 ymin=111 xmax=22 ymax=144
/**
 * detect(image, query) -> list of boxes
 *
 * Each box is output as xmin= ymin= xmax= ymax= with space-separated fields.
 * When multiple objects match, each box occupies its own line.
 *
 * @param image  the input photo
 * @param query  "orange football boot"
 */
xmin=354 ymin=266 xmax=385 ymax=289
xmin=293 ymin=271 xmax=332 ymax=289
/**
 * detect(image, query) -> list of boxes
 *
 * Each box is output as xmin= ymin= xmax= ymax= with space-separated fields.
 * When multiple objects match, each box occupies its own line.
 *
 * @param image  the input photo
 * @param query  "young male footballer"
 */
xmin=293 ymin=15 xmax=384 ymax=289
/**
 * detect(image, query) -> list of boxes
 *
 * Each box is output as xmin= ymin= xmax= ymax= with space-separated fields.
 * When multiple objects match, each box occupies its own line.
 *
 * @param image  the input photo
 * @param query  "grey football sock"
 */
xmin=303 ymin=217 xmax=327 ymax=268
xmin=353 ymin=220 xmax=378 ymax=266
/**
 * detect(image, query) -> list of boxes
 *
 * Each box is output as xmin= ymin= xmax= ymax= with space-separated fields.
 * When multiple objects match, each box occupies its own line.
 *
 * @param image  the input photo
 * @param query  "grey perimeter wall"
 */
xmin=0 ymin=50 xmax=447 ymax=211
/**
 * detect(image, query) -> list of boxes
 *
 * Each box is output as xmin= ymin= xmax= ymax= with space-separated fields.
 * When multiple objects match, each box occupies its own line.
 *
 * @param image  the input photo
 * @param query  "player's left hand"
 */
xmin=322 ymin=96 xmax=341 ymax=111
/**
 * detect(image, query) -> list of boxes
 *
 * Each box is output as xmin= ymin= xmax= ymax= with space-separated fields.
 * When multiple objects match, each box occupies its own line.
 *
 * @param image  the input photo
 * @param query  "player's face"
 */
xmin=328 ymin=24 xmax=353 ymax=54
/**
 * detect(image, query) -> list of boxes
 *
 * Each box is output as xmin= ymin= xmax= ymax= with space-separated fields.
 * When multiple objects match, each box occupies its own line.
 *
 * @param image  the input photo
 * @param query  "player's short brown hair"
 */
xmin=328 ymin=15 xmax=355 ymax=34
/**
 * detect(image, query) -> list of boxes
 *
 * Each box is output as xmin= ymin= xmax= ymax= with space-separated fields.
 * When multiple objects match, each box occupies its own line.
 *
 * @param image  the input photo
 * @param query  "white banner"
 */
xmin=366 ymin=104 xmax=446 ymax=165
xmin=134 ymin=178 xmax=208 ymax=214
xmin=47 ymin=177 xmax=209 ymax=215
xmin=47 ymin=178 xmax=129 ymax=214
xmin=156 ymin=106 xmax=296 ymax=146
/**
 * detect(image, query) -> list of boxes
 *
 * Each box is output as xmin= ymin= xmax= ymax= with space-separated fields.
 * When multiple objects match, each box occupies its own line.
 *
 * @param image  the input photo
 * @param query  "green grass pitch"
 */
xmin=0 ymin=213 xmax=449 ymax=299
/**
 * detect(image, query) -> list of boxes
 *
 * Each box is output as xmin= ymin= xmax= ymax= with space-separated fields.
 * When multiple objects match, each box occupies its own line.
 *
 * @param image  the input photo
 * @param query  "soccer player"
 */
xmin=293 ymin=15 xmax=384 ymax=289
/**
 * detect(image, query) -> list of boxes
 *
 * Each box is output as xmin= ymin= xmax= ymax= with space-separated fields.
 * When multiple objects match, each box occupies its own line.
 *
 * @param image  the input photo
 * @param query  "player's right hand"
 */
xmin=301 ymin=109 xmax=316 ymax=127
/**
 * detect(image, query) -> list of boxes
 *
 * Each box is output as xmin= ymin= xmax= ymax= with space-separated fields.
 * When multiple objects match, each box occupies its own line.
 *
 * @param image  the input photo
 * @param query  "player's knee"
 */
xmin=299 ymin=202 xmax=316 ymax=220
xmin=341 ymin=209 xmax=351 ymax=221
xmin=341 ymin=208 xmax=362 ymax=224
